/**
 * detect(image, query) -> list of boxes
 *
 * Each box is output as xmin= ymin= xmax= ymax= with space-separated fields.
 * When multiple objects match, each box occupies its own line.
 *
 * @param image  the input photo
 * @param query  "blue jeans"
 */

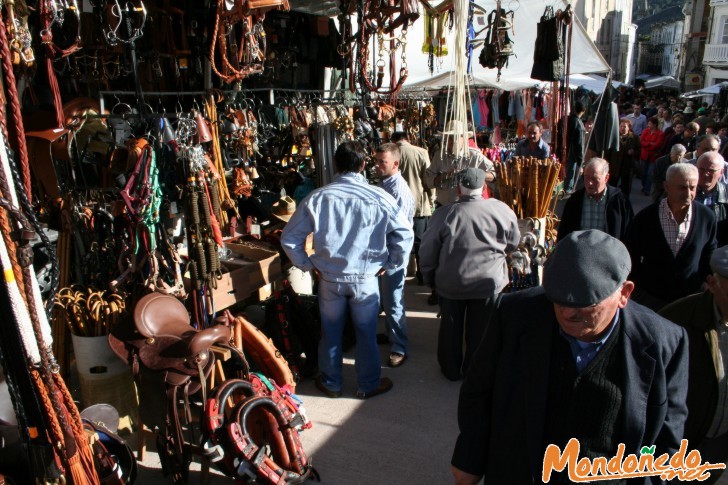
xmin=317 ymin=278 xmax=381 ymax=393
xmin=642 ymin=161 xmax=654 ymax=194
xmin=563 ymin=159 xmax=581 ymax=193
xmin=380 ymin=267 xmax=408 ymax=355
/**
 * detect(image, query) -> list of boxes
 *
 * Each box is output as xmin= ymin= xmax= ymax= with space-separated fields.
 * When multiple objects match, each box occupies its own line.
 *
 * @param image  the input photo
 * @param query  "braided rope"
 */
xmin=0 ymin=14 xmax=31 ymax=198
xmin=0 ymin=68 xmax=97 ymax=485
xmin=29 ymin=368 xmax=69 ymax=473
xmin=5 ymin=138 xmax=58 ymax=318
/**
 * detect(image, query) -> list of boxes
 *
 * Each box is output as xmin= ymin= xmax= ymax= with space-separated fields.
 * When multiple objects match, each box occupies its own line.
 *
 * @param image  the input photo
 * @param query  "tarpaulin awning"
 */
xmin=635 ymin=74 xmax=681 ymax=90
xmin=682 ymin=82 xmax=728 ymax=98
xmin=569 ymin=74 xmax=625 ymax=94
xmin=404 ymin=0 xmax=611 ymax=91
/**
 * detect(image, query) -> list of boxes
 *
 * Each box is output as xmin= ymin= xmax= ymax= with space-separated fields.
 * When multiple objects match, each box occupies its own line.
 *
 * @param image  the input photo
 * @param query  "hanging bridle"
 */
xmin=354 ymin=0 xmax=419 ymax=97
xmin=39 ymin=0 xmax=83 ymax=127
xmin=210 ymin=0 xmax=289 ymax=85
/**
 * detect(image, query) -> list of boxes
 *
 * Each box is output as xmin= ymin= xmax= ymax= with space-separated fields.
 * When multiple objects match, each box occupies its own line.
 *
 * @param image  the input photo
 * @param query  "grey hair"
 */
xmin=670 ymin=144 xmax=687 ymax=156
xmin=458 ymin=185 xmax=482 ymax=197
xmin=665 ymin=162 xmax=698 ymax=182
xmin=697 ymin=151 xmax=725 ymax=167
xmin=583 ymin=157 xmax=609 ymax=175
xmin=701 ymin=134 xmax=721 ymax=151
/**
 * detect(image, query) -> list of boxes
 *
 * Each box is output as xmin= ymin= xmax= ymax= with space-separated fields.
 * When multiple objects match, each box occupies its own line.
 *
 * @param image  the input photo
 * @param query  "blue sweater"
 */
xmin=625 ymin=201 xmax=716 ymax=302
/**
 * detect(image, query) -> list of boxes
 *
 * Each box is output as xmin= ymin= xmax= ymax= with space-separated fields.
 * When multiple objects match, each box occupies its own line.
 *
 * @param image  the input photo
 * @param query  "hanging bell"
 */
xmin=249 ymin=165 xmax=260 ymax=180
xmin=194 ymin=111 xmax=213 ymax=144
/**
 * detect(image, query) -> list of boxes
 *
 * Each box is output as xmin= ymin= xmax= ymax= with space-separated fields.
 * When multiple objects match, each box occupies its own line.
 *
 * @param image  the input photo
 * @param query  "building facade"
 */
xmin=702 ymin=0 xmax=728 ymax=87
xmin=634 ymin=7 xmax=687 ymax=80
xmin=573 ymin=0 xmax=636 ymax=82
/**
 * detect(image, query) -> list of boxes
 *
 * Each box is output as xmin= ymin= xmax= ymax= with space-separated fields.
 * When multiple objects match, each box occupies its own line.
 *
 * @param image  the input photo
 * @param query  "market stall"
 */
xmin=0 ymin=0 xmax=598 ymax=481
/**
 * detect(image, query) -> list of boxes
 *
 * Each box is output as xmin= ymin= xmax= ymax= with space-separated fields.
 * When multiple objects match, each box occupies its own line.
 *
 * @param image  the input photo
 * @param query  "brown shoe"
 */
xmin=356 ymin=377 xmax=393 ymax=399
xmin=389 ymin=352 xmax=407 ymax=368
xmin=315 ymin=377 xmax=342 ymax=398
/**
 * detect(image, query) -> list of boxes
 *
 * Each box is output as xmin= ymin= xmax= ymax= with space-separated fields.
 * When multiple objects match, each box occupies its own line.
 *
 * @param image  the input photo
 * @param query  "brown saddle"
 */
xmin=109 ymin=292 xmax=231 ymax=385
xmin=109 ymin=293 xmax=235 ymax=480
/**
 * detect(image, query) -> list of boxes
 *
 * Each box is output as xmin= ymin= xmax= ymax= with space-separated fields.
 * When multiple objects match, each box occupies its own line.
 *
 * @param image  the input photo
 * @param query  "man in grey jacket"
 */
xmin=419 ymin=168 xmax=520 ymax=380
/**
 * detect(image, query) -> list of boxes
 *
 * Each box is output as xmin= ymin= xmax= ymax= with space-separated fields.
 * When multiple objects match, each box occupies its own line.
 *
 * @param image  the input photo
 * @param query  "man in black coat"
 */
xmin=451 ymin=230 xmax=689 ymax=484
xmin=563 ymin=101 xmax=586 ymax=194
xmin=557 ymin=157 xmax=634 ymax=242
xmin=625 ymin=163 xmax=717 ymax=311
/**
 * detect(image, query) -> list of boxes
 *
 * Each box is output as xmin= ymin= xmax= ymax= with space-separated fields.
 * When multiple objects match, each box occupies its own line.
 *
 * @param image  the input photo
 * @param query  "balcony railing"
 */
xmin=704 ymin=44 xmax=728 ymax=64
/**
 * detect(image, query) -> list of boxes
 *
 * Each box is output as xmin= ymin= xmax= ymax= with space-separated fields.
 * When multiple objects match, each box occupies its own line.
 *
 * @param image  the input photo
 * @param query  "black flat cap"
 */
xmin=710 ymin=245 xmax=728 ymax=279
xmin=543 ymin=230 xmax=631 ymax=307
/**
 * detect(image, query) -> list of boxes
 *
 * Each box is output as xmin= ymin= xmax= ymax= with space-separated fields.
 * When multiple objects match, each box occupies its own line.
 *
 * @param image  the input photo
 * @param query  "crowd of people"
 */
xmin=279 ymin=91 xmax=728 ymax=483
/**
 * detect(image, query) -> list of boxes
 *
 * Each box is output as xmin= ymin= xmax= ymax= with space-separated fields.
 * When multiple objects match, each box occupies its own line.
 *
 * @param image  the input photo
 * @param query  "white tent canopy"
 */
xmin=403 ymin=0 xmax=611 ymax=91
xmin=635 ymin=74 xmax=681 ymax=90
xmin=407 ymin=71 xmax=499 ymax=90
xmin=569 ymin=74 xmax=624 ymax=94
xmin=682 ymin=82 xmax=728 ymax=98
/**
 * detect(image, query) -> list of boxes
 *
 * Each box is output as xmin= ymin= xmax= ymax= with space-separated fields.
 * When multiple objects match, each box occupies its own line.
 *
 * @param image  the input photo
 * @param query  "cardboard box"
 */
xmin=186 ymin=240 xmax=282 ymax=310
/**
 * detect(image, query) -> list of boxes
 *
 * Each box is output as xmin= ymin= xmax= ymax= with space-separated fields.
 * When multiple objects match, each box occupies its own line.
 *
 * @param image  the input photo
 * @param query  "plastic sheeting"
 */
xmin=404 ymin=0 xmax=611 ymax=91
xmin=635 ymin=74 xmax=681 ymax=90
xmin=569 ymin=74 xmax=625 ymax=94
xmin=682 ymin=82 xmax=728 ymax=98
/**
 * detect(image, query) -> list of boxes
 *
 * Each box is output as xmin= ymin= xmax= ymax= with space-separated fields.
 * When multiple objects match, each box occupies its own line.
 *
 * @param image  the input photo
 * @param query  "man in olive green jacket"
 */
xmin=660 ymin=245 xmax=728 ymax=483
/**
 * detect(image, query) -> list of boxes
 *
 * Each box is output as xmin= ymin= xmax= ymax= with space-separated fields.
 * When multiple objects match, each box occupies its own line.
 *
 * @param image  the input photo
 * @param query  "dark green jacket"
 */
xmin=660 ymin=290 xmax=721 ymax=444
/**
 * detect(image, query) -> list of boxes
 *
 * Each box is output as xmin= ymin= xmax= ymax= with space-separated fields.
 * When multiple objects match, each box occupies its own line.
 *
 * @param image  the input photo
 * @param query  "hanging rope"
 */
xmin=0 ymin=13 xmax=31 ymax=197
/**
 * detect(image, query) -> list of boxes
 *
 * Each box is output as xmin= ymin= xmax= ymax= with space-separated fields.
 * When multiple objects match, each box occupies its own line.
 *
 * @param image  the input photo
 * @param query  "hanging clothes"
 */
xmin=477 ymin=90 xmax=490 ymax=128
xmin=491 ymin=90 xmax=501 ymax=125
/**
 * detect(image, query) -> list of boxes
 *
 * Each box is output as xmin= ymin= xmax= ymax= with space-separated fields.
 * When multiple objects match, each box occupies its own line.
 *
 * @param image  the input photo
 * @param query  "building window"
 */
xmin=721 ymin=16 xmax=728 ymax=44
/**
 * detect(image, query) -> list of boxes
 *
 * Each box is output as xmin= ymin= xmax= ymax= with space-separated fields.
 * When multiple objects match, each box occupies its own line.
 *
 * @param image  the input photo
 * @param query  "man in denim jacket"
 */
xmin=281 ymin=141 xmax=414 ymax=399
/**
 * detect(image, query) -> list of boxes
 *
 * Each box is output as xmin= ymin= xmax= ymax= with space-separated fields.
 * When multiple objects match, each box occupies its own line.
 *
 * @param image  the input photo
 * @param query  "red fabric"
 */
xmin=482 ymin=185 xmax=490 ymax=199
xmin=640 ymin=128 xmax=665 ymax=163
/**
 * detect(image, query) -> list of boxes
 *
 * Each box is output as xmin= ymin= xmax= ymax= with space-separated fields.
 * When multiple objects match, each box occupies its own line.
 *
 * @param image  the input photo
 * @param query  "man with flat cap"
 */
xmin=419 ymin=167 xmax=520 ymax=381
xmin=659 ymin=244 xmax=728 ymax=483
xmin=452 ymin=230 xmax=689 ymax=484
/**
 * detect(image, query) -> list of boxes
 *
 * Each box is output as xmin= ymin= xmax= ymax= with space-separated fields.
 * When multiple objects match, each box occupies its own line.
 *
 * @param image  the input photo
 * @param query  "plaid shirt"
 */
xmin=580 ymin=187 xmax=608 ymax=232
xmin=659 ymin=198 xmax=692 ymax=256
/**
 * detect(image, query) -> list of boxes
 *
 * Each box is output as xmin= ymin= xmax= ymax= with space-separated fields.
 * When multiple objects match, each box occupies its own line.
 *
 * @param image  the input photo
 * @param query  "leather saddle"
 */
xmin=109 ymin=292 xmax=231 ymax=386
xmin=109 ymin=292 xmax=231 ymax=434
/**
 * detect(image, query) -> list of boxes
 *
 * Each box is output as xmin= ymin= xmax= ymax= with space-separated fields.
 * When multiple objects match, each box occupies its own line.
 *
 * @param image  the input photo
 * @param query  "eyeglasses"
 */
xmin=698 ymin=167 xmax=721 ymax=175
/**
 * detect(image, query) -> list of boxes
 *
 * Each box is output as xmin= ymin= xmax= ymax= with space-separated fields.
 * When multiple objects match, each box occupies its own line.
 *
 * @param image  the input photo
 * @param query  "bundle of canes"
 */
xmin=495 ymin=156 xmax=561 ymax=219
xmin=0 ymin=13 xmax=99 ymax=485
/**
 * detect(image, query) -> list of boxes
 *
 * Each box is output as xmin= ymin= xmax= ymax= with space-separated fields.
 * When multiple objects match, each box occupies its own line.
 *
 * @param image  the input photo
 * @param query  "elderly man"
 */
xmin=390 ymin=131 xmax=432 ymax=284
xmin=687 ymin=133 xmax=721 ymax=162
xmin=625 ymin=163 xmax=717 ymax=311
xmin=660 ymin=245 xmax=728 ymax=484
xmin=514 ymin=121 xmax=551 ymax=159
xmin=696 ymin=151 xmax=728 ymax=224
xmin=452 ymin=230 xmax=689 ymax=484
xmin=281 ymin=141 xmax=414 ymax=399
xmin=668 ymin=121 xmax=699 ymax=154
xmin=419 ymin=168 xmax=520 ymax=381
xmin=623 ymin=103 xmax=647 ymax=136
xmin=374 ymin=143 xmax=415 ymax=368
xmin=557 ymin=158 xmax=633 ymax=242
xmin=425 ymin=120 xmax=495 ymax=208
xmin=651 ymin=143 xmax=687 ymax=202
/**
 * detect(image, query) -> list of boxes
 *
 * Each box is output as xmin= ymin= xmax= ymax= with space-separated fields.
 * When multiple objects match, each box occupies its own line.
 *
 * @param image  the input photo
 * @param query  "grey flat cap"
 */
xmin=710 ymin=245 xmax=728 ymax=279
xmin=543 ymin=230 xmax=631 ymax=307
xmin=458 ymin=168 xmax=486 ymax=189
